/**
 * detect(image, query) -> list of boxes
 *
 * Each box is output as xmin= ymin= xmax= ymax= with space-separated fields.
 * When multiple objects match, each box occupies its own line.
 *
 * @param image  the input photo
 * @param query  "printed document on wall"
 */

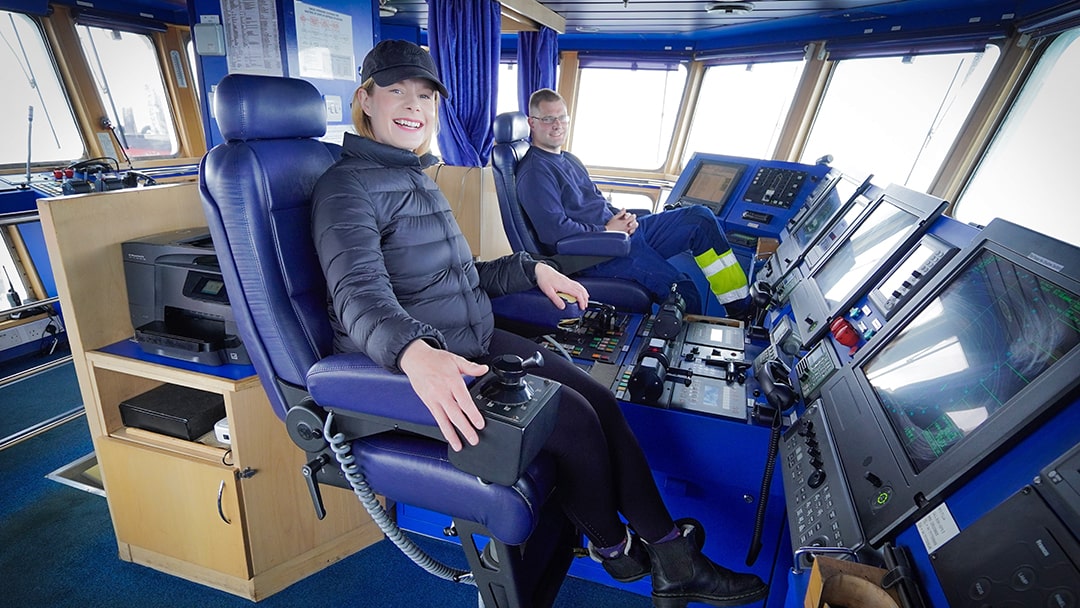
xmin=221 ymin=0 xmax=284 ymax=76
xmin=295 ymin=2 xmax=355 ymax=81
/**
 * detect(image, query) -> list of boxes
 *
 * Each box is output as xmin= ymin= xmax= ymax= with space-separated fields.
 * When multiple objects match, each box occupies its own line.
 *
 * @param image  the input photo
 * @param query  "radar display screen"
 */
xmin=863 ymin=249 xmax=1080 ymax=472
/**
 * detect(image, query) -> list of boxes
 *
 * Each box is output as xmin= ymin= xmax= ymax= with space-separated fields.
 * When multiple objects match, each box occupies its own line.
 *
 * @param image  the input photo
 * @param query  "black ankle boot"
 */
xmin=597 ymin=531 xmax=651 ymax=582
xmin=645 ymin=530 xmax=767 ymax=608
xmin=594 ymin=518 xmax=706 ymax=583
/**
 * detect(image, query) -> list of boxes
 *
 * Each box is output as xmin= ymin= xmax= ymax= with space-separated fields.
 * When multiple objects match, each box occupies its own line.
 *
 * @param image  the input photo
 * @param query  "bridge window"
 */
xmin=955 ymin=29 xmax=1080 ymax=245
xmin=571 ymin=64 xmax=687 ymax=170
xmin=801 ymin=46 xmax=999 ymax=192
xmin=76 ymin=24 xmax=179 ymax=159
xmin=683 ymin=60 xmax=804 ymax=167
xmin=0 ymin=10 xmax=85 ymax=166
xmin=497 ymin=62 xmax=520 ymax=115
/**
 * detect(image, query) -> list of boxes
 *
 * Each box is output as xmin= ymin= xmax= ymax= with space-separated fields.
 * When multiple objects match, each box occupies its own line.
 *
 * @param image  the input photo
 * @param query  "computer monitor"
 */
xmin=801 ymin=188 xmax=877 ymax=270
xmin=791 ymin=173 xmax=870 ymax=253
xmin=819 ymin=218 xmax=1080 ymax=545
xmin=764 ymin=173 xmax=874 ymax=286
xmin=788 ymin=183 xmax=947 ymax=348
xmin=678 ymin=159 xmax=748 ymax=214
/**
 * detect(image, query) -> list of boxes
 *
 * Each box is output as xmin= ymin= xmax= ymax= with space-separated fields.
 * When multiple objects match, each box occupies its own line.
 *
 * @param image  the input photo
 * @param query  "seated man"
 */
xmin=515 ymin=88 xmax=750 ymax=316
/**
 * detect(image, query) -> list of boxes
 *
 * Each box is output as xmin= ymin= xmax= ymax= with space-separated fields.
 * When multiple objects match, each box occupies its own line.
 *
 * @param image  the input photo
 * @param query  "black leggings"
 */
xmin=486 ymin=329 xmax=675 ymax=547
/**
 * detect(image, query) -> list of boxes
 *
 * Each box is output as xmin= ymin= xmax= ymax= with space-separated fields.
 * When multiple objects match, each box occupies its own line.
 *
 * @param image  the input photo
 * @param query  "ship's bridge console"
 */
xmin=666 ymin=153 xmax=834 ymax=264
xmin=402 ymin=151 xmax=1080 ymax=607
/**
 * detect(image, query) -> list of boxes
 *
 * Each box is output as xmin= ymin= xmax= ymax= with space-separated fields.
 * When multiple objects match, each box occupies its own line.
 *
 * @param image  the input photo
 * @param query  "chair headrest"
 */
xmin=494 ymin=112 xmax=530 ymax=145
xmin=214 ymin=74 xmax=327 ymax=141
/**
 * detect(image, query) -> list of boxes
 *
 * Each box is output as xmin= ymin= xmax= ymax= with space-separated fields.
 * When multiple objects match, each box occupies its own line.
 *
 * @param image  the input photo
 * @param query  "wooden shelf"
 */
xmin=37 ymin=183 xmax=383 ymax=600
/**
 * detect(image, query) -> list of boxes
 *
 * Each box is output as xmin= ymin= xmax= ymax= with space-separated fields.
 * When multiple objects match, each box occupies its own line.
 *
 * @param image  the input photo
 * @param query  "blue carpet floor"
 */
xmin=0 ymin=356 xmax=81 ymax=440
xmin=0 ymin=364 xmax=654 ymax=607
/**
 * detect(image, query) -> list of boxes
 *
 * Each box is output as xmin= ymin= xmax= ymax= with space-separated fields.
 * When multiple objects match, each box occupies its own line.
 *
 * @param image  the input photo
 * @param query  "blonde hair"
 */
xmin=351 ymin=77 xmax=439 ymax=156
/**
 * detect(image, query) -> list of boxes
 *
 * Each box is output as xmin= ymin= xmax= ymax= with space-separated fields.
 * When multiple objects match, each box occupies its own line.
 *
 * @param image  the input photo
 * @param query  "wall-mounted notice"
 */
xmin=221 ymin=0 xmax=284 ymax=76
xmin=296 ymin=2 xmax=355 ymax=81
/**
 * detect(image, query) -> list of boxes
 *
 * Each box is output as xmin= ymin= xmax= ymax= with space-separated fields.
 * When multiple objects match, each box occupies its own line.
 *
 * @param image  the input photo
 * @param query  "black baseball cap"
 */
xmin=360 ymin=39 xmax=449 ymax=98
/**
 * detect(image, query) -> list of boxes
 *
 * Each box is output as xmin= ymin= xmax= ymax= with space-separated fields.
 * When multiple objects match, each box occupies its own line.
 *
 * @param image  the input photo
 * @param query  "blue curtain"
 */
xmin=427 ymin=0 xmax=501 ymax=167
xmin=517 ymin=27 xmax=559 ymax=115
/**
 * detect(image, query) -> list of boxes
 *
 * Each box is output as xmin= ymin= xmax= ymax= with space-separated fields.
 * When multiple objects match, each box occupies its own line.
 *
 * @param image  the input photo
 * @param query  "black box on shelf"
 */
xmin=119 ymin=384 xmax=225 ymax=441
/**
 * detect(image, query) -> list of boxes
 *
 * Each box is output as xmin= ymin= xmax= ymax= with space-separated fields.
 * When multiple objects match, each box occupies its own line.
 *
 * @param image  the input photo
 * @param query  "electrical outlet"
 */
xmin=18 ymin=318 xmax=52 ymax=342
xmin=0 ymin=327 xmax=21 ymax=349
xmin=0 ymin=318 xmax=53 ymax=351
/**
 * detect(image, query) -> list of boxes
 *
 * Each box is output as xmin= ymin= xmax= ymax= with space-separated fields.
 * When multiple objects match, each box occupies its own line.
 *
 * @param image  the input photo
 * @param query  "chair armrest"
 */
xmin=555 ymin=231 xmax=631 ymax=257
xmin=491 ymin=289 xmax=582 ymax=330
xmin=307 ymin=352 xmax=449 ymax=430
xmin=626 ymin=208 xmax=652 ymax=217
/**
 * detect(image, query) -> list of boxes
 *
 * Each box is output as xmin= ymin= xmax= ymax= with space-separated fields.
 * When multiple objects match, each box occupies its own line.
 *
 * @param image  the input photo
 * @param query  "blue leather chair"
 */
xmin=199 ymin=74 xmax=576 ymax=608
xmin=491 ymin=111 xmax=653 ymax=313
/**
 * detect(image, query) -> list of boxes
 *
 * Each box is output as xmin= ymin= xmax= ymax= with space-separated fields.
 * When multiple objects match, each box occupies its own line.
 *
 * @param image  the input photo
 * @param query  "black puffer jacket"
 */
xmin=312 ymin=133 xmax=539 ymax=372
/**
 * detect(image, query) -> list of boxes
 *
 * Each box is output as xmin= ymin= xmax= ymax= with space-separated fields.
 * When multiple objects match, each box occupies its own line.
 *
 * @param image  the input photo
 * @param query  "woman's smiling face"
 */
xmin=358 ymin=77 xmax=437 ymax=152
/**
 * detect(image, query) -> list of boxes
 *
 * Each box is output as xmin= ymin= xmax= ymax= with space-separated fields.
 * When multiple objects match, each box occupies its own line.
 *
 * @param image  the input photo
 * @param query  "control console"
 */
xmin=794 ymin=340 xmax=842 ymax=402
xmin=541 ymin=304 xmax=637 ymax=364
xmin=621 ymin=310 xmax=751 ymax=420
xmin=780 ymin=400 xmax=866 ymax=568
xmin=449 ymin=352 xmax=562 ymax=486
xmin=744 ymin=166 xmax=808 ymax=209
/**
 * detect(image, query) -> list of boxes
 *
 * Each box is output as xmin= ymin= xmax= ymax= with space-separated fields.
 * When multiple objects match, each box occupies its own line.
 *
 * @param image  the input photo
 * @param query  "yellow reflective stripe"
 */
xmin=694 ymin=248 xmax=749 ymax=303
xmin=694 ymin=248 xmax=722 ymax=269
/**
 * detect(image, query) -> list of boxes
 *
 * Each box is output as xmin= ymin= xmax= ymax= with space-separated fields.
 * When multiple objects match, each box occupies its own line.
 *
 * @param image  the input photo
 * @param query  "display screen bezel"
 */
xmin=679 ymin=159 xmax=748 ymax=213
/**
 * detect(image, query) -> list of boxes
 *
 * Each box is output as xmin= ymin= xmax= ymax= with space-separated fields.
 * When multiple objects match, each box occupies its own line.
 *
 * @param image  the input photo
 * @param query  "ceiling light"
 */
xmin=706 ymin=2 xmax=755 ymax=15
xmin=379 ymin=1 xmax=397 ymax=17
xmin=575 ymin=25 xmax=600 ymax=33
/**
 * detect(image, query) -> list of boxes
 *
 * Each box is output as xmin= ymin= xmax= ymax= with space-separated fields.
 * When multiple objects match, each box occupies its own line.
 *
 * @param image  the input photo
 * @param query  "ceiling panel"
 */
xmin=379 ymin=0 xmax=951 ymax=34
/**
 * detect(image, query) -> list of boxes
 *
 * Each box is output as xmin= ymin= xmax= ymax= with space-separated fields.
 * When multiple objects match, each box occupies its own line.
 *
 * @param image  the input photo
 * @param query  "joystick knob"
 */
xmin=483 ymin=352 xmax=545 ymax=406
xmin=490 ymin=352 xmax=544 ymax=387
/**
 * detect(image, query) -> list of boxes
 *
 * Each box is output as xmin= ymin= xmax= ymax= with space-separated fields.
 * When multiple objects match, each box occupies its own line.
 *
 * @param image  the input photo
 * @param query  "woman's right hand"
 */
xmin=399 ymin=339 xmax=489 ymax=452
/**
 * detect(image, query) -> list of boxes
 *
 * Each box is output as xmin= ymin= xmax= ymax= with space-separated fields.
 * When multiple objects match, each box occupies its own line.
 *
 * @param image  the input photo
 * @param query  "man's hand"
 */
xmin=535 ymin=262 xmax=589 ymax=310
xmin=605 ymin=208 xmax=638 ymax=235
xmin=399 ymin=339 xmax=488 ymax=452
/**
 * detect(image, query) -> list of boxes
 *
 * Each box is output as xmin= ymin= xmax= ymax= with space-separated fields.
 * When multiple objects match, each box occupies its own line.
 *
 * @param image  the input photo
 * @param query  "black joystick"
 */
xmin=651 ymin=284 xmax=687 ymax=340
xmin=747 ymin=280 xmax=774 ymax=340
xmin=483 ymin=352 xmax=545 ymax=405
xmin=449 ymin=352 xmax=561 ymax=486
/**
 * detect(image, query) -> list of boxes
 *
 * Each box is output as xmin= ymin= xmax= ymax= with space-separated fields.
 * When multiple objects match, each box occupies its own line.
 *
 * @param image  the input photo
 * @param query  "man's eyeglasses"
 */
xmin=531 ymin=115 xmax=571 ymax=125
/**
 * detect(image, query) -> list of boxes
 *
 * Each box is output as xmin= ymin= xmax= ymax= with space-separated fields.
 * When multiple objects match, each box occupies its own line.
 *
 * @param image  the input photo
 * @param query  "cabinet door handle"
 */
xmin=217 ymin=480 xmax=231 ymax=524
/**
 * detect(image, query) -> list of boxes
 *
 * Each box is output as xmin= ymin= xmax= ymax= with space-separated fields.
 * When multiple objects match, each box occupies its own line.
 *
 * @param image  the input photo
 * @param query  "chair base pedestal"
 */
xmin=457 ymin=497 xmax=578 ymax=608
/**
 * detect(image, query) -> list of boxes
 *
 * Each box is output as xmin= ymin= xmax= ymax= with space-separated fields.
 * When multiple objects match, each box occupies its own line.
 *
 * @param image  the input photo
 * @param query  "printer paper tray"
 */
xmin=135 ymin=321 xmax=230 ymax=365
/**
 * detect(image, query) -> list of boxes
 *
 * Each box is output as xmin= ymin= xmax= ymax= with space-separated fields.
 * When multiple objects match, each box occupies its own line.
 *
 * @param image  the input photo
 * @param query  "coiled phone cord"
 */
xmin=324 ymin=411 xmax=476 ymax=585
xmin=746 ymin=408 xmax=783 ymax=566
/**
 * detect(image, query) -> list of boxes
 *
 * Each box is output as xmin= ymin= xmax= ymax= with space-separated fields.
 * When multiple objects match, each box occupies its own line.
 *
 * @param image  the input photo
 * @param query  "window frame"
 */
xmin=569 ymin=61 xmax=690 ymax=172
xmin=682 ymin=58 xmax=806 ymax=169
xmin=0 ymin=9 xmax=86 ymax=168
xmin=952 ymin=28 xmax=1080 ymax=245
xmin=75 ymin=21 xmax=181 ymax=160
xmin=797 ymin=43 xmax=1002 ymax=193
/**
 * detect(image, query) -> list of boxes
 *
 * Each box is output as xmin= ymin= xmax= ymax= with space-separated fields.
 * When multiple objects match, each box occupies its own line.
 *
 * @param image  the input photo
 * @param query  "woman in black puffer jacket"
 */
xmin=310 ymin=40 xmax=766 ymax=608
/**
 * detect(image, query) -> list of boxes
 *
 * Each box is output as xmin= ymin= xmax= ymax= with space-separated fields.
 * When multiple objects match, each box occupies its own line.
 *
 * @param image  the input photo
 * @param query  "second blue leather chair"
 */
xmin=491 ymin=111 xmax=654 ymax=313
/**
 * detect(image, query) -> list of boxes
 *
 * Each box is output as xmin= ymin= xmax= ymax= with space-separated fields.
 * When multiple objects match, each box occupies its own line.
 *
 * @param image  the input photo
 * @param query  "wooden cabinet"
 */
xmin=38 ymin=183 xmax=383 ymax=600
